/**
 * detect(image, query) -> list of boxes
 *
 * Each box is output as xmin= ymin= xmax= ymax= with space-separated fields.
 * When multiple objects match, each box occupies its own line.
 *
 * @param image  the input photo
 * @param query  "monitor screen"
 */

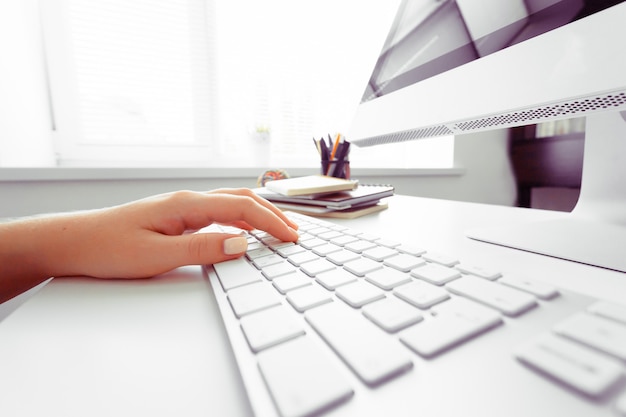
xmin=349 ymin=0 xmax=625 ymax=147
xmin=361 ymin=0 xmax=613 ymax=103
xmin=348 ymin=0 xmax=626 ymax=272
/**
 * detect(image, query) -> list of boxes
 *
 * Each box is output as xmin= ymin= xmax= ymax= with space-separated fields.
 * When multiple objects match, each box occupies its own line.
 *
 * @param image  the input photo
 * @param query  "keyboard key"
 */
xmin=246 ymin=247 xmax=273 ymax=260
xmin=326 ymin=249 xmax=360 ymax=265
xmin=344 ymin=240 xmax=377 ymax=253
xmin=240 ymin=305 xmax=305 ymax=352
xmin=300 ymin=237 xmax=327 ymax=249
xmin=375 ymin=238 xmax=400 ymax=248
xmin=305 ymin=303 xmax=413 ymax=386
xmin=312 ymin=243 xmax=343 ymax=257
xmin=330 ymin=234 xmax=359 ymax=246
xmin=446 ymin=276 xmax=537 ymax=317
xmin=287 ymin=251 xmax=319 ymax=266
xmin=343 ymin=258 xmax=382 ymax=276
xmin=300 ymin=258 xmax=336 ymax=276
xmin=252 ymin=254 xmax=284 ymax=269
xmin=421 ymin=252 xmax=459 ymax=267
xmin=286 ymin=284 xmax=333 ymax=312
xmin=383 ymin=253 xmax=426 ymax=272
xmin=411 ymin=263 xmax=461 ymax=285
xmin=261 ymin=262 xmax=296 ymax=280
xmin=246 ymin=241 xmax=264 ymax=252
xmin=257 ymin=337 xmax=354 ymax=417
xmin=400 ymin=297 xmax=502 ymax=357
xmin=316 ymin=269 xmax=357 ymax=290
xmin=336 ymin=281 xmax=385 ymax=308
xmin=362 ymin=246 xmax=398 ymax=261
xmin=318 ymin=230 xmax=344 ymax=240
xmin=515 ymin=333 xmax=623 ymax=398
xmin=362 ymin=298 xmax=423 ymax=332
xmin=308 ymin=226 xmax=331 ymax=236
xmin=554 ymin=312 xmax=626 ymax=360
xmin=498 ymin=275 xmax=559 ymax=300
xmin=213 ymin=257 xmax=262 ymax=291
xmin=227 ymin=282 xmax=281 ymax=318
xmin=296 ymin=232 xmax=315 ymax=241
xmin=250 ymin=230 xmax=270 ymax=239
xmin=393 ymin=280 xmax=449 ymax=309
xmin=273 ymin=270 xmax=312 ymax=294
xmin=276 ymin=244 xmax=306 ymax=257
xmin=365 ymin=267 xmax=412 ymax=290
xmin=265 ymin=238 xmax=295 ymax=251
xmin=261 ymin=236 xmax=284 ymax=245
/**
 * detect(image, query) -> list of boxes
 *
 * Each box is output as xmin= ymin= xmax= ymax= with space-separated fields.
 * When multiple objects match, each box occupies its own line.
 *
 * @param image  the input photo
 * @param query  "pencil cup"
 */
xmin=322 ymin=159 xmax=350 ymax=179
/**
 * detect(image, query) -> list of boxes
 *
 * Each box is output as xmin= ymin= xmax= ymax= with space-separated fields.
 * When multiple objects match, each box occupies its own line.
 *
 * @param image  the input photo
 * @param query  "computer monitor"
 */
xmin=348 ymin=0 xmax=626 ymax=272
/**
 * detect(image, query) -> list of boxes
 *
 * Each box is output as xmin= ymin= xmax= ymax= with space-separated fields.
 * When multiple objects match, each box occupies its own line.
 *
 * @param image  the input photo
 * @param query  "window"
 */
xmin=33 ymin=0 xmax=454 ymax=168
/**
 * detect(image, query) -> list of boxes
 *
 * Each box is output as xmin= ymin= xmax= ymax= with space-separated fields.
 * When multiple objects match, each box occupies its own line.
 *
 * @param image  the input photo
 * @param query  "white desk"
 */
xmin=1 ymin=195 xmax=625 ymax=417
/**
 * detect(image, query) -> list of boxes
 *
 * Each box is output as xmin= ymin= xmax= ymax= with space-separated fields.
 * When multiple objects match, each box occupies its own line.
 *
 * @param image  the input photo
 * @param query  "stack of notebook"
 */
xmin=255 ymin=175 xmax=394 ymax=219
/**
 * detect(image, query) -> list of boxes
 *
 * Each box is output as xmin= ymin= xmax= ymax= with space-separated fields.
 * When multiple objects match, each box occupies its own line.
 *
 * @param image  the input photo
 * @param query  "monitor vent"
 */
xmin=454 ymin=91 xmax=626 ymax=132
xmin=352 ymin=124 xmax=454 ymax=147
xmin=353 ymin=90 xmax=626 ymax=147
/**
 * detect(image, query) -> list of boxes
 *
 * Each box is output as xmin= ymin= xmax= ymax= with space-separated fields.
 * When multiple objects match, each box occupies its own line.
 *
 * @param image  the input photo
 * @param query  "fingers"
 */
xmin=211 ymin=193 xmax=299 ymax=242
xmin=207 ymin=188 xmax=299 ymax=230
xmin=169 ymin=189 xmax=299 ymax=242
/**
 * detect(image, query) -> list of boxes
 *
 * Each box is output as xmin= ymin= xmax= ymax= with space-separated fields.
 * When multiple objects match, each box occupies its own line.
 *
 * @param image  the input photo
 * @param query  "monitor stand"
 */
xmin=467 ymin=110 xmax=626 ymax=273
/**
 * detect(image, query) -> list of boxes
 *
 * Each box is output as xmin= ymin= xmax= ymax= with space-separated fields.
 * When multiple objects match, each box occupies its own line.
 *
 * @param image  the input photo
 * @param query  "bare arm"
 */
xmin=0 ymin=188 xmax=299 ymax=304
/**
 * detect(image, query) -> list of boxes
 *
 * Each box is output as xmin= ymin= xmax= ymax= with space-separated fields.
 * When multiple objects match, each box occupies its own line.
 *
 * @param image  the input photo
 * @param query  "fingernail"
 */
xmin=223 ymin=236 xmax=248 ymax=255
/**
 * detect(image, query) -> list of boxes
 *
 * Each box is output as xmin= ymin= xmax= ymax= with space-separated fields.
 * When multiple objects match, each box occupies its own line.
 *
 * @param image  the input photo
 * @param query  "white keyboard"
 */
xmin=205 ymin=212 xmax=626 ymax=417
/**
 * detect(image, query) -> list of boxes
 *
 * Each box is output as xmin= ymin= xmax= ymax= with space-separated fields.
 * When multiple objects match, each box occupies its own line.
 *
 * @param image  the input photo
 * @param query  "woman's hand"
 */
xmin=0 ymin=188 xmax=299 ymax=303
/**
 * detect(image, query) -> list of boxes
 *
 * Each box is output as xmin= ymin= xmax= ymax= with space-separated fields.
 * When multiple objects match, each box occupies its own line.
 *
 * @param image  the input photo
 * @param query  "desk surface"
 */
xmin=1 ymin=195 xmax=625 ymax=417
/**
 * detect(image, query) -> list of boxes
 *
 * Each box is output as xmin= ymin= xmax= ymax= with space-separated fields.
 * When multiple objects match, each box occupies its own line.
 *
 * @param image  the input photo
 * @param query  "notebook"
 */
xmin=255 ymin=184 xmax=394 ymax=210
xmin=272 ymin=201 xmax=389 ymax=219
xmin=264 ymin=175 xmax=358 ymax=196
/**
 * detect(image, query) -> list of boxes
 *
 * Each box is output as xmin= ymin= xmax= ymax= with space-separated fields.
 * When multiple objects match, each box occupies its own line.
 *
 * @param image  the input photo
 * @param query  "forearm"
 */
xmin=0 ymin=214 xmax=86 ymax=304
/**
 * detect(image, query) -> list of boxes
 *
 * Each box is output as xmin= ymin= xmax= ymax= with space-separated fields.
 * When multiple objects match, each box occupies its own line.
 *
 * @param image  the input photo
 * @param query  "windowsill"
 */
xmin=0 ymin=166 xmax=465 ymax=182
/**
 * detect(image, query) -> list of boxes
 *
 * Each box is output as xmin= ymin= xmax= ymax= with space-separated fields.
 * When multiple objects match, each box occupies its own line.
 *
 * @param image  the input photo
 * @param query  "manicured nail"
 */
xmin=223 ymin=236 xmax=248 ymax=255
